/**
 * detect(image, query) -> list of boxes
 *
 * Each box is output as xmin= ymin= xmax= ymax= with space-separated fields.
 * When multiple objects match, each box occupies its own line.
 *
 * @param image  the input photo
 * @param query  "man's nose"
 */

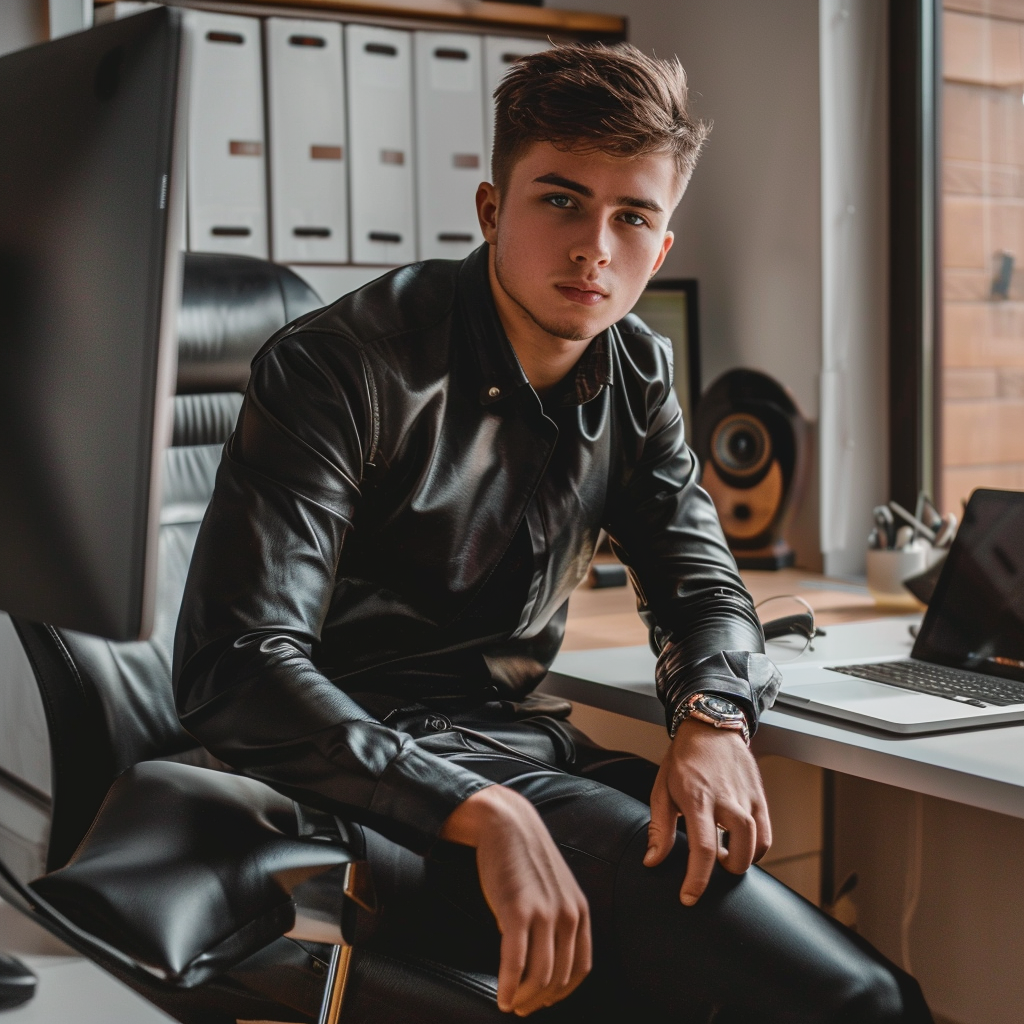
xmin=569 ymin=218 xmax=611 ymax=267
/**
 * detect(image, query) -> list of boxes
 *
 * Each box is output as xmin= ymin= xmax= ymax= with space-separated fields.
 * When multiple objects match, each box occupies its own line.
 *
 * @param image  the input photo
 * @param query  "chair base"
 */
xmin=0 ymin=953 xmax=36 ymax=1009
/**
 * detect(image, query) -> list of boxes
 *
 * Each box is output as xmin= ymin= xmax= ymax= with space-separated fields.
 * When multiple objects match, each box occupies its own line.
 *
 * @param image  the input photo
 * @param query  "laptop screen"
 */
xmin=913 ymin=489 xmax=1024 ymax=683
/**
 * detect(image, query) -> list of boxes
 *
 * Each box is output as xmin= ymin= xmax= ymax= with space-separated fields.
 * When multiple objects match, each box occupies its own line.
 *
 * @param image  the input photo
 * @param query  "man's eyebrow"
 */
xmin=618 ymin=195 xmax=664 ymax=214
xmin=533 ymin=173 xmax=594 ymax=198
xmin=533 ymin=173 xmax=664 ymax=214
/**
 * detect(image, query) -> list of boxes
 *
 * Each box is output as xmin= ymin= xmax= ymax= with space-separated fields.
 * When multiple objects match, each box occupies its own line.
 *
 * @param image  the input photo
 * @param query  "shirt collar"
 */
xmin=457 ymin=244 xmax=530 ymax=407
xmin=457 ymin=244 xmax=614 ymax=408
xmin=548 ymin=330 xmax=613 ymax=408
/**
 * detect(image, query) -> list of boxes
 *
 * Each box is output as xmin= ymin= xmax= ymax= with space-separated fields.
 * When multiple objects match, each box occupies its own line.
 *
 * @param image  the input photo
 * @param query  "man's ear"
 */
xmin=649 ymin=230 xmax=674 ymax=279
xmin=476 ymin=181 xmax=500 ymax=244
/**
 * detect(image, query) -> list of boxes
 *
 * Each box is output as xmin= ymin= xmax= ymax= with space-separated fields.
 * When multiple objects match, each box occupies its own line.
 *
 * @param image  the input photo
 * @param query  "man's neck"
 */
xmin=487 ymin=250 xmax=593 ymax=395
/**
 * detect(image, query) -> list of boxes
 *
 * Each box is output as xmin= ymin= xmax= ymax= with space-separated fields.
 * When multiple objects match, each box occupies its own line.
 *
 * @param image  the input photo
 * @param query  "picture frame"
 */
xmin=629 ymin=278 xmax=701 ymax=429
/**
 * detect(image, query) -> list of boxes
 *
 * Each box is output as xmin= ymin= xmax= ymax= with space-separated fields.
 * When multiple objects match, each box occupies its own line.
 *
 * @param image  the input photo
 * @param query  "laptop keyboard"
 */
xmin=829 ymin=660 xmax=1024 ymax=708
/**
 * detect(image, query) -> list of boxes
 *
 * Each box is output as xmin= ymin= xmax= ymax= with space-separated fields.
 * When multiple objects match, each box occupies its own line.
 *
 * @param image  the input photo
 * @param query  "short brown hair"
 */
xmin=491 ymin=43 xmax=710 ymax=195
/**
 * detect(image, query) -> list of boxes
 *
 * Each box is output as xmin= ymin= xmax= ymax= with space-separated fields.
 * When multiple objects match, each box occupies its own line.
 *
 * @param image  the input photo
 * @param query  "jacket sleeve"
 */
xmin=604 ymin=376 xmax=782 ymax=736
xmin=172 ymin=331 xmax=492 ymax=855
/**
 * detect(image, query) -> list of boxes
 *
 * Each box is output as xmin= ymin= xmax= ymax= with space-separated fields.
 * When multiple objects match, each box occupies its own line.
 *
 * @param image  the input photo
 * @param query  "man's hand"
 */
xmin=644 ymin=717 xmax=772 ymax=905
xmin=440 ymin=785 xmax=591 ymax=1016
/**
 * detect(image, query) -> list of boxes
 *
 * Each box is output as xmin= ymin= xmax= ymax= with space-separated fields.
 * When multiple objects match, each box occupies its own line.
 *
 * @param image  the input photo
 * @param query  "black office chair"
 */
xmin=3 ymin=254 xmax=517 ymax=1024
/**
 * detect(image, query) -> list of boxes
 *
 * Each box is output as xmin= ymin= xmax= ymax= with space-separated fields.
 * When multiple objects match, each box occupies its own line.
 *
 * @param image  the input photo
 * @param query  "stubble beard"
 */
xmin=493 ymin=248 xmax=600 ymax=343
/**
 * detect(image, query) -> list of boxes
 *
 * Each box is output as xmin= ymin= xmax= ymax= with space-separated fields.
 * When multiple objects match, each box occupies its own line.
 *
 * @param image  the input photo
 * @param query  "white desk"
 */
xmin=541 ymin=615 xmax=1024 ymax=821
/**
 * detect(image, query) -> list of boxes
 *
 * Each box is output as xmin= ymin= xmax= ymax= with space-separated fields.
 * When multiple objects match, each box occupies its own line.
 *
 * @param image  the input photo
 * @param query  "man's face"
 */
xmin=477 ymin=141 xmax=678 ymax=344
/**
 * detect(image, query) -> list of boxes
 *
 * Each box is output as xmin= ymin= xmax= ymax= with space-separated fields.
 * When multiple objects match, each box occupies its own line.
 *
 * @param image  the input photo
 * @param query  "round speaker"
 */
xmin=693 ymin=370 xmax=808 ymax=570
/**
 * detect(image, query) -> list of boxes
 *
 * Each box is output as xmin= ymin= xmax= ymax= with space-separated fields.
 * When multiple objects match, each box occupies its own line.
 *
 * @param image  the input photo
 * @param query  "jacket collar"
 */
xmin=457 ymin=244 xmax=613 ymax=408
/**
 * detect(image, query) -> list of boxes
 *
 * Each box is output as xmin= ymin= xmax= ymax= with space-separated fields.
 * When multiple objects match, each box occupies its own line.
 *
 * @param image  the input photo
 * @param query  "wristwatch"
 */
xmin=670 ymin=692 xmax=750 ymax=745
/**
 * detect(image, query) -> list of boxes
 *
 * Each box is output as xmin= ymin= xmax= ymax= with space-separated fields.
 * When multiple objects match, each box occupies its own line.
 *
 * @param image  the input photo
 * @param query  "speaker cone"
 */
xmin=711 ymin=414 xmax=771 ymax=479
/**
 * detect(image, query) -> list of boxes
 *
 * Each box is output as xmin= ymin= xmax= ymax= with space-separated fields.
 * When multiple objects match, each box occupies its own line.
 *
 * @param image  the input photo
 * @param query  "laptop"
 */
xmin=777 ymin=489 xmax=1024 ymax=734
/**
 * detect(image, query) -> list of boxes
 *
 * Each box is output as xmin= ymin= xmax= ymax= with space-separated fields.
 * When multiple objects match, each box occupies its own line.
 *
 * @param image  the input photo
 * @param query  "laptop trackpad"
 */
xmin=779 ymin=672 xmax=991 ymax=725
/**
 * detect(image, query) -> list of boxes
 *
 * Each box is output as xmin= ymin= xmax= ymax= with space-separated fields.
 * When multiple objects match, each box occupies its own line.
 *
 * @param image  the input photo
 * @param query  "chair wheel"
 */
xmin=0 ymin=953 xmax=36 ymax=1009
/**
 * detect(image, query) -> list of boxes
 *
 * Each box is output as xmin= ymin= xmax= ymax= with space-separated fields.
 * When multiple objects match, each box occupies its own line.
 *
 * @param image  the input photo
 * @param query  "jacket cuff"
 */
xmin=656 ymin=647 xmax=782 ymax=737
xmin=369 ymin=741 xmax=493 ymax=855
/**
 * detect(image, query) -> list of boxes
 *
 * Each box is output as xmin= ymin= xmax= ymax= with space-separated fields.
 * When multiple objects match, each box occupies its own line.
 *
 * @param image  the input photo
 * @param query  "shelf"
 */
xmin=95 ymin=0 xmax=626 ymax=38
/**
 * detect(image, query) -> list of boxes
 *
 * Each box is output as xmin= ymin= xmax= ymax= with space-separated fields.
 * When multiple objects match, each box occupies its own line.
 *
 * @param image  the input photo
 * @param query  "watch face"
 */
xmin=702 ymin=695 xmax=739 ymax=718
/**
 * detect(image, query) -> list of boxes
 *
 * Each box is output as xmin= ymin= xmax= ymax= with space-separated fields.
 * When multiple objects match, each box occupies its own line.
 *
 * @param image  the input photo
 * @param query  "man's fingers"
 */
xmin=455 ymin=785 xmax=592 ymax=1016
xmin=753 ymin=800 xmax=773 ymax=862
xmin=679 ymin=806 xmax=719 ymax=906
xmin=644 ymin=776 xmax=678 ymax=867
xmin=509 ymin=917 xmax=556 ymax=1015
xmin=514 ymin=899 xmax=592 ymax=1015
xmin=568 ymin=905 xmax=593 ymax=995
xmin=496 ymin=922 xmax=529 ymax=1013
xmin=518 ymin=911 xmax=591 ymax=1016
xmin=717 ymin=807 xmax=757 ymax=875
xmin=550 ymin=907 xmax=580 ymax=993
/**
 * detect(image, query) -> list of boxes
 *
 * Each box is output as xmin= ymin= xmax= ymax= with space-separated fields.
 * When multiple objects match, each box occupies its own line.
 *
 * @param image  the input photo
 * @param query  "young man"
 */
xmin=175 ymin=44 xmax=932 ymax=1021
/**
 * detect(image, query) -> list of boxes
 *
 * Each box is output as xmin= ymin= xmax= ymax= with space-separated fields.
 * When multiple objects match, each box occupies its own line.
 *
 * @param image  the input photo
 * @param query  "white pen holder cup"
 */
xmin=866 ymin=545 xmax=930 ymax=609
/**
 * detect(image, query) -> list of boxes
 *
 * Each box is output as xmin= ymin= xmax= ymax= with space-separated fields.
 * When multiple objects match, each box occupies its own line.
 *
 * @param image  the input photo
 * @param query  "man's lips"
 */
xmin=555 ymin=283 xmax=608 ymax=307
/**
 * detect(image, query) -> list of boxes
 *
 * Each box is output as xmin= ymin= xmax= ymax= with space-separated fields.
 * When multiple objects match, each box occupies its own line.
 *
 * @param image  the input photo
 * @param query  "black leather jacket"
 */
xmin=173 ymin=245 xmax=780 ymax=854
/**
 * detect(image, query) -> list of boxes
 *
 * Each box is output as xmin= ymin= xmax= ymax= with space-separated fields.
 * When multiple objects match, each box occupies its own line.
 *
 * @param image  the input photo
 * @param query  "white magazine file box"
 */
xmin=266 ymin=18 xmax=349 ymax=264
xmin=345 ymin=24 xmax=416 ymax=266
xmin=185 ymin=10 xmax=268 ymax=257
xmin=414 ymin=32 xmax=485 ymax=261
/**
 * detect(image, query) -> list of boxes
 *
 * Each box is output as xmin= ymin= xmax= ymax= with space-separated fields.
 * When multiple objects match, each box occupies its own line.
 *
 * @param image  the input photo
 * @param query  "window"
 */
xmin=941 ymin=2 xmax=1024 ymax=510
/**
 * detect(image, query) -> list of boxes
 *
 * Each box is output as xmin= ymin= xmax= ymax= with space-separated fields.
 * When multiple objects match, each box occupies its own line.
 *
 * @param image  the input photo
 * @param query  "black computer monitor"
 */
xmin=0 ymin=8 xmax=187 ymax=641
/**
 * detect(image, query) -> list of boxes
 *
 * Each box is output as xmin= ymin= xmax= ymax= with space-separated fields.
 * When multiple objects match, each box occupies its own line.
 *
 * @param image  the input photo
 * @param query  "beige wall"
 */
xmin=557 ymin=0 xmax=827 ymax=567
xmin=0 ymin=0 xmax=46 ymax=58
xmin=558 ymin=0 xmax=824 ymax=414
xmin=557 ymin=0 xmax=889 ymax=575
xmin=818 ymin=0 xmax=889 ymax=576
xmin=0 ymin=2 xmax=92 ymax=58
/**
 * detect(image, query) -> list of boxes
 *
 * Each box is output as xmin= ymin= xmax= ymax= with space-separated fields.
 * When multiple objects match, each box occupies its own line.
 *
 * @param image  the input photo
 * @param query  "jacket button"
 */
xmin=487 ymin=386 xmax=501 ymax=398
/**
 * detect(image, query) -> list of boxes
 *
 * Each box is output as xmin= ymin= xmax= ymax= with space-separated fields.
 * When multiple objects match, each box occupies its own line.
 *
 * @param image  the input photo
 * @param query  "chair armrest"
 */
xmin=31 ymin=761 xmax=361 ymax=988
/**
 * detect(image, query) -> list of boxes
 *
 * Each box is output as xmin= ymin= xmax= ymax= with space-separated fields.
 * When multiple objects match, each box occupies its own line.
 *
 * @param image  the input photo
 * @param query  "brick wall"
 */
xmin=943 ymin=1 xmax=1024 ymax=509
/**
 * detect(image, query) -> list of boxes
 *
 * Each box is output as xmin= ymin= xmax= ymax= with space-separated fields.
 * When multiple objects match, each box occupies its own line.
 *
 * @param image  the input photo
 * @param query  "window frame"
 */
xmin=889 ymin=0 xmax=943 ymax=510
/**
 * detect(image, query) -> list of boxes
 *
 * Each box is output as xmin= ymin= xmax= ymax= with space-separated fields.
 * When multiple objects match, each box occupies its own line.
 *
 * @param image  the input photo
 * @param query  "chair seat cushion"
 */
xmin=32 ymin=761 xmax=356 ymax=988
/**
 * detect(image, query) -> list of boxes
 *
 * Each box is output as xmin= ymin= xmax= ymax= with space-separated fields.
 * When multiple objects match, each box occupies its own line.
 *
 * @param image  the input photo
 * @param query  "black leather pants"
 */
xmin=352 ymin=702 xmax=934 ymax=1023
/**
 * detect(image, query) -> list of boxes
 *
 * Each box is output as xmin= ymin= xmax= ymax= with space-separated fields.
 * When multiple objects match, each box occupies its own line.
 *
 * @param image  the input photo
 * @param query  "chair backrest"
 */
xmin=12 ymin=254 xmax=321 ymax=871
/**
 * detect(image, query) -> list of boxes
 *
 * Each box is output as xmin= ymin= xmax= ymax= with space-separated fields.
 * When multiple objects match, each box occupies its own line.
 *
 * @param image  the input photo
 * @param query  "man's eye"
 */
xmin=621 ymin=212 xmax=647 ymax=227
xmin=546 ymin=194 xmax=574 ymax=208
